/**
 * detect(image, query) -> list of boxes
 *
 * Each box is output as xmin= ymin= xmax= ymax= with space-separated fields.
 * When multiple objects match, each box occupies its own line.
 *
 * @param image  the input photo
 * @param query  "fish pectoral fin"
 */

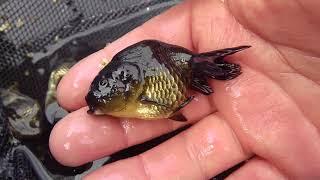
xmin=191 ymin=77 xmax=213 ymax=95
xmin=139 ymin=95 xmax=170 ymax=108
xmin=169 ymin=113 xmax=187 ymax=122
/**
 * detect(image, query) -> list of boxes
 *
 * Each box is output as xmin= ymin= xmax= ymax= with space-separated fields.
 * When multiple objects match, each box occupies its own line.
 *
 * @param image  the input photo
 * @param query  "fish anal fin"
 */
xmin=169 ymin=96 xmax=194 ymax=122
xmin=169 ymin=113 xmax=187 ymax=122
xmin=191 ymin=77 xmax=213 ymax=95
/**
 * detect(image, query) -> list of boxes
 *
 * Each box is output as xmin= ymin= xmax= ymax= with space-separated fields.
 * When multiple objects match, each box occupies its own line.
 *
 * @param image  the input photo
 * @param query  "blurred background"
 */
xmin=0 ymin=0 xmax=243 ymax=179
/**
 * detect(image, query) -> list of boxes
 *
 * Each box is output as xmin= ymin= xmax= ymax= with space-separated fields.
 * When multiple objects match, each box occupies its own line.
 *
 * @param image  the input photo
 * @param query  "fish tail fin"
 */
xmin=190 ymin=46 xmax=250 ymax=95
xmin=195 ymin=46 xmax=251 ymax=59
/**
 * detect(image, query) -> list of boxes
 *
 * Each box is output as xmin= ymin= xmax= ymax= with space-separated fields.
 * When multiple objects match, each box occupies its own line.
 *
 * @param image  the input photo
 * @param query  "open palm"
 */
xmin=49 ymin=0 xmax=320 ymax=179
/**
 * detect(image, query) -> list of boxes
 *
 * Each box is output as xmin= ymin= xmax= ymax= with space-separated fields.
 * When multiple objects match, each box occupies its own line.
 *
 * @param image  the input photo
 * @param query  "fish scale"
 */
xmin=139 ymin=61 xmax=188 ymax=118
xmin=138 ymin=43 xmax=190 ymax=118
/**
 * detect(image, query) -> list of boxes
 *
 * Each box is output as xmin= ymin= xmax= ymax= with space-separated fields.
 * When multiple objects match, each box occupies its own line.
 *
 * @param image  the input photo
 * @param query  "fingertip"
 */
xmin=49 ymin=117 xmax=78 ymax=167
xmin=49 ymin=107 xmax=127 ymax=167
xmin=49 ymin=116 xmax=73 ymax=166
xmin=56 ymin=71 xmax=83 ymax=111
xmin=56 ymin=50 xmax=106 ymax=110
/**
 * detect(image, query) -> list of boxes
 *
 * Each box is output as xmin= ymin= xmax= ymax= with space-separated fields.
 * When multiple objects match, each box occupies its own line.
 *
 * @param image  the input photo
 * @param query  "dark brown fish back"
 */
xmin=146 ymin=40 xmax=193 ymax=71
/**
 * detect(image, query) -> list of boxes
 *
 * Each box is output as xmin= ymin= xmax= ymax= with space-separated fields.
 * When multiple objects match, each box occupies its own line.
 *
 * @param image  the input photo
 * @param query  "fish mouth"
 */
xmin=85 ymin=91 xmax=102 ymax=115
xmin=87 ymin=106 xmax=105 ymax=115
xmin=87 ymin=105 xmax=95 ymax=114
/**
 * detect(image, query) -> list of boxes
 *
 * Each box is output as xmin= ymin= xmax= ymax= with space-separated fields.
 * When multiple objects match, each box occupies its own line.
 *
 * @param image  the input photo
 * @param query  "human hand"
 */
xmin=49 ymin=0 xmax=320 ymax=179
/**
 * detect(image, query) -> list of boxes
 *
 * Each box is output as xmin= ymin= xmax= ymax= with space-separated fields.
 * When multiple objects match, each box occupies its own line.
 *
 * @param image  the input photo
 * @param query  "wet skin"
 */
xmin=50 ymin=0 xmax=320 ymax=179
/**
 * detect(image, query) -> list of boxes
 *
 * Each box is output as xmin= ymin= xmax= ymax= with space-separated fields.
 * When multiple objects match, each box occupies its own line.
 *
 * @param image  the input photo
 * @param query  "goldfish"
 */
xmin=86 ymin=40 xmax=250 ymax=121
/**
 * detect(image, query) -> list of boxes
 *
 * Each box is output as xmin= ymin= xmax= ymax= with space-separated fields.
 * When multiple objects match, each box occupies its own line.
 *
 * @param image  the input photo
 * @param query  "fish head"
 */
xmin=85 ymin=62 xmax=142 ymax=116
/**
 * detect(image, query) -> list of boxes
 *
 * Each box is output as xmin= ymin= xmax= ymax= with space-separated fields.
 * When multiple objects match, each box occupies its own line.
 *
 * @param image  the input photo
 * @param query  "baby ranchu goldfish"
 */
xmin=86 ymin=40 xmax=250 ymax=121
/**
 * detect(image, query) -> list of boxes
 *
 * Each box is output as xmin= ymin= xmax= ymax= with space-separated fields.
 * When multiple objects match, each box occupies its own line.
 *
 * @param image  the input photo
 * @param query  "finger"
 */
xmin=49 ymin=107 xmax=171 ymax=167
xmin=49 ymin=93 xmax=212 ymax=167
xmin=84 ymin=114 xmax=251 ymax=179
xmin=226 ymin=157 xmax=287 ymax=180
xmin=212 ymin=62 xmax=320 ymax=177
xmin=57 ymin=1 xmax=194 ymax=111
xmin=227 ymin=0 xmax=320 ymax=131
